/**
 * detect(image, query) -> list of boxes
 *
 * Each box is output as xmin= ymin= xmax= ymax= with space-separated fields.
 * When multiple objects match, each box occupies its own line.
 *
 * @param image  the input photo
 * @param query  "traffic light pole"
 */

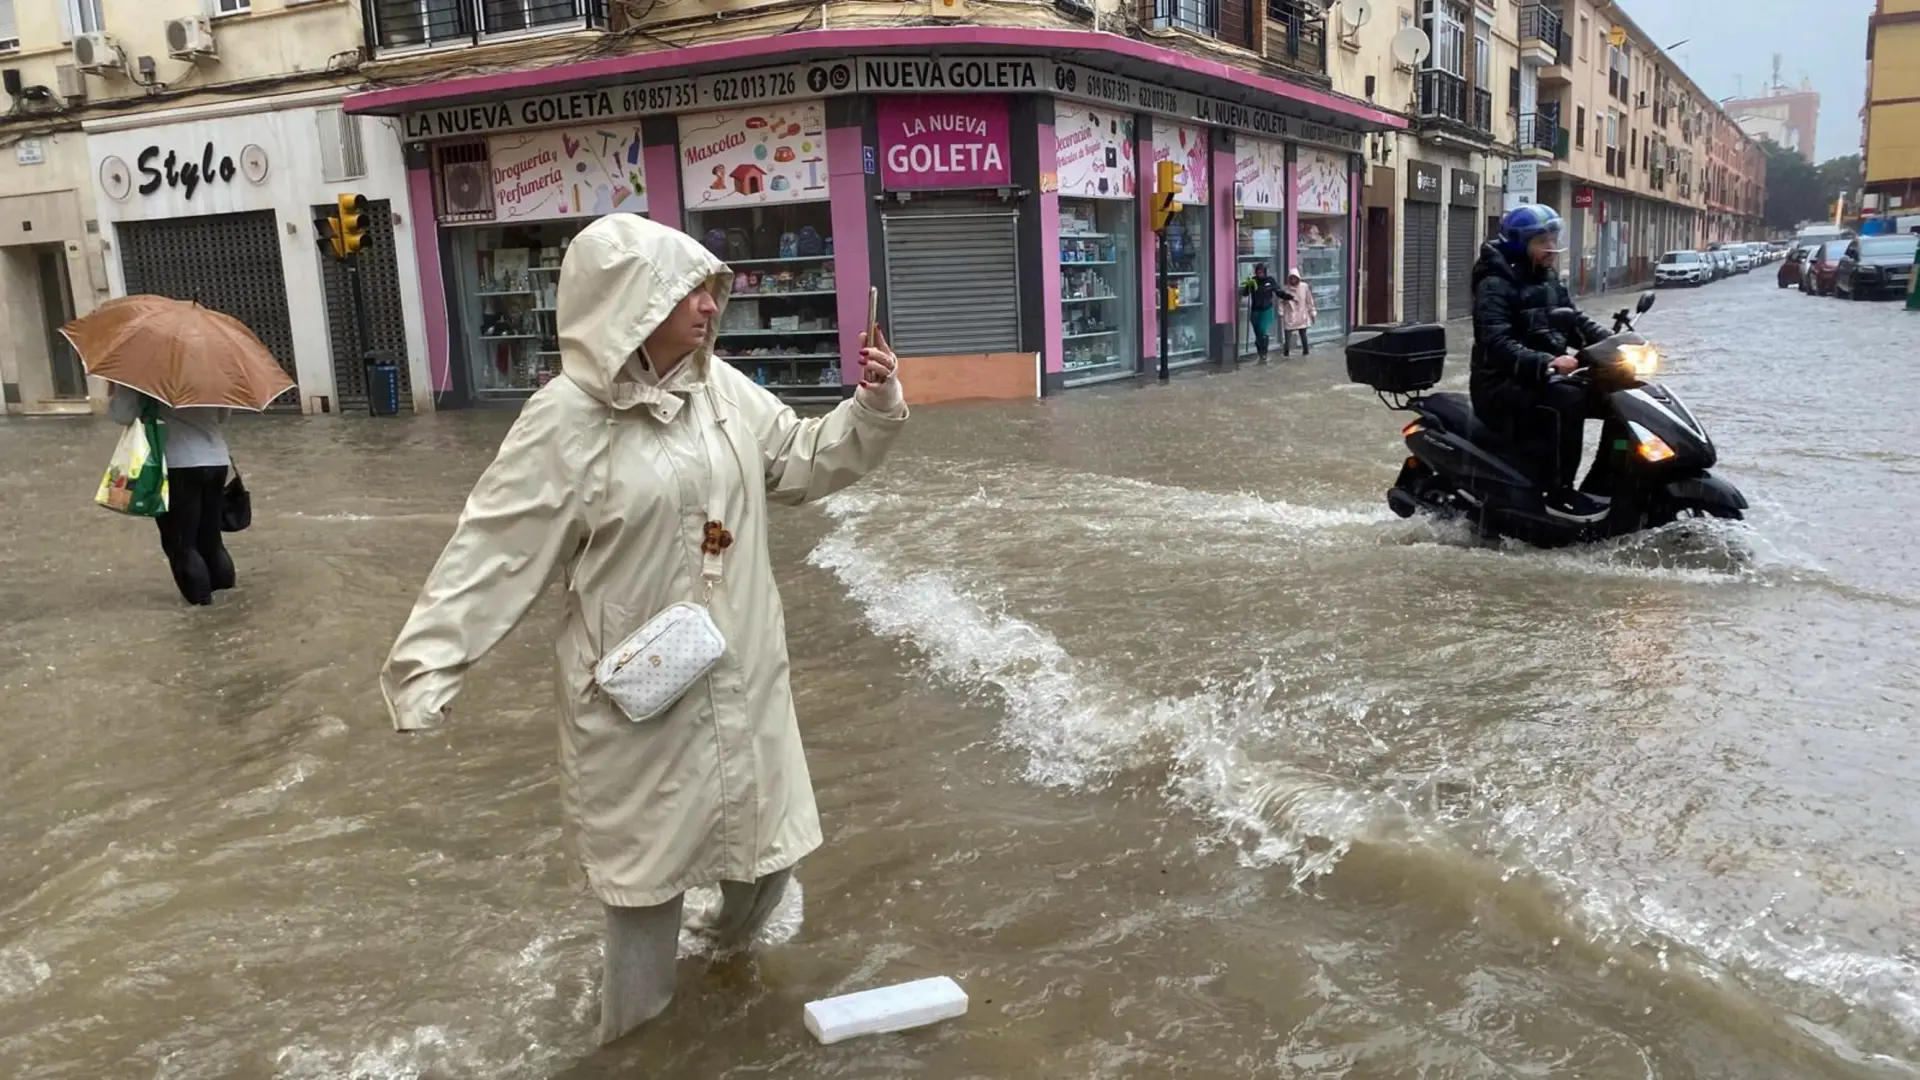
xmin=346 ymin=253 xmax=377 ymax=416
xmin=1156 ymin=226 xmax=1170 ymax=382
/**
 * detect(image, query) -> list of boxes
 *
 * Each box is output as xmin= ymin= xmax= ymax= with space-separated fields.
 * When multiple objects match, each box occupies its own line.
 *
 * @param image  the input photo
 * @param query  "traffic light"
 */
xmin=1150 ymin=159 xmax=1183 ymax=233
xmin=314 ymin=207 xmax=346 ymax=261
xmin=337 ymin=193 xmax=368 ymax=257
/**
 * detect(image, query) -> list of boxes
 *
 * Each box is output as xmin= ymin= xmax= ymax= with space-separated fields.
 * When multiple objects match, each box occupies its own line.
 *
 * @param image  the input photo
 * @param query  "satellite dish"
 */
xmin=1339 ymin=0 xmax=1371 ymax=30
xmin=1391 ymin=26 xmax=1432 ymax=67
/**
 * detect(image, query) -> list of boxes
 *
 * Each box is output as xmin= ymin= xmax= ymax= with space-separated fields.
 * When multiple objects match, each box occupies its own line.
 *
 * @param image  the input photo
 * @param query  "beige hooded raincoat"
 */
xmin=380 ymin=214 xmax=906 ymax=908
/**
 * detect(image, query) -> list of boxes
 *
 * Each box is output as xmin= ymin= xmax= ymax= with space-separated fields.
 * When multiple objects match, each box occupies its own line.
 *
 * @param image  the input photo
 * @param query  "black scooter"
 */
xmin=1347 ymin=291 xmax=1747 ymax=548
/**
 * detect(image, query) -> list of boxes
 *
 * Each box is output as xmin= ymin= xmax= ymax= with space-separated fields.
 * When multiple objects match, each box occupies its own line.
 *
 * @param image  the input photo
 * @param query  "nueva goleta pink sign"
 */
xmin=877 ymin=96 xmax=1011 ymax=190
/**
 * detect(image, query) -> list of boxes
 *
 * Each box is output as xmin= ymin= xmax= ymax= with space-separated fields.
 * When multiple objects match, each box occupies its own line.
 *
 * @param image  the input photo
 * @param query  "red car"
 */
xmin=1801 ymin=240 xmax=1849 ymax=296
xmin=1777 ymin=244 xmax=1814 ymax=288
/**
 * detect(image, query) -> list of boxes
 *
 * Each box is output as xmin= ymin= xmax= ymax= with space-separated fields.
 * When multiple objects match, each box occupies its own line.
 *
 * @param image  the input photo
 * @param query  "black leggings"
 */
xmin=1281 ymin=328 xmax=1310 ymax=355
xmin=1528 ymin=381 xmax=1627 ymax=493
xmin=155 ymin=466 xmax=235 ymax=605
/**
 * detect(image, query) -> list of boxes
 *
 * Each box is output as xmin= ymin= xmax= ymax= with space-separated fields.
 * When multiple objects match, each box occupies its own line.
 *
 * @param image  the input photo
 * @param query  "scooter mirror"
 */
xmin=1636 ymin=291 xmax=1657 ymax=314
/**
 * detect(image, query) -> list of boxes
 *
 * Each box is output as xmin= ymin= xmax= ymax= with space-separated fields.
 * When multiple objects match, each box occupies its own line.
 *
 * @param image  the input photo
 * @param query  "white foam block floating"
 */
xmin=803 ymin=976 xmax=969 ymax=1045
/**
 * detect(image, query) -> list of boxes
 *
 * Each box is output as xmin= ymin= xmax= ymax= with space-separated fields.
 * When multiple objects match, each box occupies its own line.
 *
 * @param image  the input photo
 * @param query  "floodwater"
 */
xmin=2 ymin=273 xmax=1916 ymax=1079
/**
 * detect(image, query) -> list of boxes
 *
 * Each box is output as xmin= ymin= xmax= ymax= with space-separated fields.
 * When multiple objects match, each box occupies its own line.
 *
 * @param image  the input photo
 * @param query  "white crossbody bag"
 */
xmin=591 ymin=393 xmax=736 ymax=724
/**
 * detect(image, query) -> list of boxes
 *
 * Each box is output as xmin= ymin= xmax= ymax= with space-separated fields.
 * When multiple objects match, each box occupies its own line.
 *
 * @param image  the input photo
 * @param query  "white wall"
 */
xmin=84 ymin=90 xmax=431 ymax=414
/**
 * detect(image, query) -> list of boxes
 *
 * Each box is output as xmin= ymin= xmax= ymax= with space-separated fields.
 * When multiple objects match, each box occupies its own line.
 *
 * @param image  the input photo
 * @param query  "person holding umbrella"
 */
xmin=64 ymin=295 xmax=295 ymax=606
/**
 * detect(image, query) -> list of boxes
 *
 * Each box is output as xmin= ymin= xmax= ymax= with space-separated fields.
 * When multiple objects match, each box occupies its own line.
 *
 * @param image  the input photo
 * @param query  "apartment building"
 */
xmin=1863 ymin=0 xmax=1920 ymax=216
xmin=334 ymin=0 xmax=1401 ymax=405
xmin=0 ymin=0 xmax=435 ymax=416
xmin=1331 ymin=0 xmax=1518 ymax=325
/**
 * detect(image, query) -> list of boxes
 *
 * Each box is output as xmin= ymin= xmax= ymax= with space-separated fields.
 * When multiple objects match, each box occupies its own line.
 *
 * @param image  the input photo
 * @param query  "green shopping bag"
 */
xmin=95 ymin=400 xmax=169 ymax=517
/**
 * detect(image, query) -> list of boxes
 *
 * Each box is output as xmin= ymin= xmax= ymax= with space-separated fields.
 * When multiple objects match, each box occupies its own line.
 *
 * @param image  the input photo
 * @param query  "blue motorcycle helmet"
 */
xmin=1498 ymin=203 xmax=1566 ymax=258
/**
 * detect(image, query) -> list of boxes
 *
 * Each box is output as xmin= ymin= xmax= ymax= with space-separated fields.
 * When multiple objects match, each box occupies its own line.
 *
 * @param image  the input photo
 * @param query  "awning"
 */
xmin=344 ymin=27 xmax=1404 ymax=150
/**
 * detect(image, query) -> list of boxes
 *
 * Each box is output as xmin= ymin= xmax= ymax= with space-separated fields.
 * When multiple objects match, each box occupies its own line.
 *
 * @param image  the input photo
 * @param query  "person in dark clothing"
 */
xmin=1240 ymin=263 xmax=1289 ymax=362
xmin=109 ymin=387 xmax=236 ymax=605
xmin=1470 ymin=204 xmax=1619 ymax=521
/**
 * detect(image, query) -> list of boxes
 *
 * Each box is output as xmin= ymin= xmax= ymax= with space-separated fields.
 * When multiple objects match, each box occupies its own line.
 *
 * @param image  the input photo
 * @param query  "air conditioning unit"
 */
xmin=166 ymin=16 xmax=217 ymax=60
xmin=55 ymin=64 xmax=87 ymax=102
xmin=72 ymin=32 xmax=123 ymax=75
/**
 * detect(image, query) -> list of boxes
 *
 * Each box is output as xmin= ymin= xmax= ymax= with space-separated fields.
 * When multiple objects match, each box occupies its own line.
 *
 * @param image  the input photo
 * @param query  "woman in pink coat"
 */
xmin=1280 ymin=268 xmax=1317 ymax=356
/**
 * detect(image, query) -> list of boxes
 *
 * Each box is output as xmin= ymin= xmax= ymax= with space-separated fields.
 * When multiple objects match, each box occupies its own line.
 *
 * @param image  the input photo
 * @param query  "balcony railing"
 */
xmin=366 ymin=0 xmax=606 ymax=53
xmin=1266 ymin=0 xmax=1326 ymax=76
xmin=1416 ymin=70 xmax=1494 ymax=136
xmin=1517 ymin=112 xmax=1560 ymax=154
xmin=1518 ymin=3 xmax=1562 ymax=54
xmin=1151 ymin=0 xmax=1220 ymax=39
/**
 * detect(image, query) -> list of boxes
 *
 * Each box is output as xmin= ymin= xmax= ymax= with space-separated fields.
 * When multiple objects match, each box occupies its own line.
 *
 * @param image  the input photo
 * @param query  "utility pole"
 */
xmin=1150 ymin=159 xmax=1183 ymax=382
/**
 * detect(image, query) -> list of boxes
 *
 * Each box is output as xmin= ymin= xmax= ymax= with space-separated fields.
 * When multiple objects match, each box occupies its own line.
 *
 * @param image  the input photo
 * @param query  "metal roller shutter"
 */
xmin=314 ymin=199 xmax=414 ymax=411
xmin=881 ymin=210 xmax=1021 ymax=356
xmin=1403 ymin=201 xmax=1441 ymax=324
xmin=117 ymin=210 xmax=299 ymax=410
xmin=1446 ymin=206 xmax=1479 ymax=318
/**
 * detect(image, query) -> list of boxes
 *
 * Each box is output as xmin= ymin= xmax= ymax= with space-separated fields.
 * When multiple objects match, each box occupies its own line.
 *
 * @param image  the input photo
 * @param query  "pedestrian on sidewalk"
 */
xmin=107 ymin=386 xmax=234 ymax=606
xmin=1240 ymin=262 xmax=1286 ymax=362
xmin=1280 ymin=269 xmax=1317 ymax=356
xmin=379 ymin=213 xmax=908 ymax=1048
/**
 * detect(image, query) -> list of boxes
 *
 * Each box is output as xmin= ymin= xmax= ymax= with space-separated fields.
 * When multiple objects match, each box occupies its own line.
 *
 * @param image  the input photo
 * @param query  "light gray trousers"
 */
xmin=598 ymin=868 xmax=792 ymax=1045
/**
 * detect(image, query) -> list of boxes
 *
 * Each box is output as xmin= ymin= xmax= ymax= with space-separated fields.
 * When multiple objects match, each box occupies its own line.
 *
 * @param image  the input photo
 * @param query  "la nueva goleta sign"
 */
xmin=400 ymin=55 xmax=1367 ymax=153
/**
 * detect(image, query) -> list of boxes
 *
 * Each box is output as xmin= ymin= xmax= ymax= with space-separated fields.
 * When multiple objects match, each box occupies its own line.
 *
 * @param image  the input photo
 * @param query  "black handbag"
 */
xmin=220 ymin=467 xmax=252 ymax=533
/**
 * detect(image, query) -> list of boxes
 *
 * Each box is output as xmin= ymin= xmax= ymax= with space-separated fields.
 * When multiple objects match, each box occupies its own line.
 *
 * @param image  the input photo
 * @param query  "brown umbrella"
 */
xmin=61 ymin=294 xmax=296 ymax=411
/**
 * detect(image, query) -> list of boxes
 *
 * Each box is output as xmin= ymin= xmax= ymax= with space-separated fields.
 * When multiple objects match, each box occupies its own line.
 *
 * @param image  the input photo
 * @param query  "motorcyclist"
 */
xmin=1470 ymin=204 xmax=1613 ymax=521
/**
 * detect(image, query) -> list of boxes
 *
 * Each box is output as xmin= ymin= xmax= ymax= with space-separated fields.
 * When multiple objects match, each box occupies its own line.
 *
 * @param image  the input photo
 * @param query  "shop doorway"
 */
xmin=881 ymin=206 xmax=1021 ymax=356
xmin=117 ymin=211 xmax=299 ymax=410
xmin=1403 ymin=201 xmax=1441 ymax=324
xmin=1363 ymin=206 xmax=1393 ymax=325
xmin=35 ymin=246 xmax=86 ymax=398
xmin=1445 ymin=205 xmax=1479 ymax=319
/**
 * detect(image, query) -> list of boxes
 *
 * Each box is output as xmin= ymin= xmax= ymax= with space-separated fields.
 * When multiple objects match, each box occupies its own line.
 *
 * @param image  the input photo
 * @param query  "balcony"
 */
xmin=1415 ymin=70 xmax=1495 ymax=142
xmin=1517 ymin=112 xmax=1561 ymax=159
xmin=1518 ymin=4 xmax=1561 ymax=65
xmin=1266 ymin=0 xmax=1327 ymax=78
xmin=1538 ymin=28 xmax=1574 ymax=85
xmin=366 ymin=0 xmax=606 ymax=54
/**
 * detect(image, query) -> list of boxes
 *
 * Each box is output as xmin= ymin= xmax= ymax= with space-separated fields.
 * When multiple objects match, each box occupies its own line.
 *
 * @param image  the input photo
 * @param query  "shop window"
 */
xmin=1295 ymin=148 xmax=1350 ymax=346
xmin=689 ymin=202 xmax=841 ymax=392
xmin=1058 ymin=199 xmax=1140 ymax=386
xmin=451 ymin=221 xmax=576 ymax=395
xmin=1235 ymin=212 xmax=1283 ymax=357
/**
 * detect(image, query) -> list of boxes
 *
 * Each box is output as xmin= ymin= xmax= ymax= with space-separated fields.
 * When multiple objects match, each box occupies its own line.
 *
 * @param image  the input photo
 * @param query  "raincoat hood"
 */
xmin=558 ymin=214 xmax=733 ymax=405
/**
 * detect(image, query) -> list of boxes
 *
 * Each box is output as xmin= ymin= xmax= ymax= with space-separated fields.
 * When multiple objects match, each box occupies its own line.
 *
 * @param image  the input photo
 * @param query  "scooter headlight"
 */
xmin=1629 ymin=420 xmax=1675 ymax=463
xmin=1617 ymin=343 xmax=1661 ymax=378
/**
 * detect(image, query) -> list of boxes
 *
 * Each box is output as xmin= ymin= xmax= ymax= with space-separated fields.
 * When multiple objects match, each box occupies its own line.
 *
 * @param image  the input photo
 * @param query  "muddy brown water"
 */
xmin=2 ymin=276 xmax=1916 ymax=1079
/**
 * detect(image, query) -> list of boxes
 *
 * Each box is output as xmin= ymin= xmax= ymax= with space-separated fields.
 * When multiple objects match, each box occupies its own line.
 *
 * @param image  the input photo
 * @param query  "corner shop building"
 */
xmin=344 ymin=28 xmax=1405 ymax=405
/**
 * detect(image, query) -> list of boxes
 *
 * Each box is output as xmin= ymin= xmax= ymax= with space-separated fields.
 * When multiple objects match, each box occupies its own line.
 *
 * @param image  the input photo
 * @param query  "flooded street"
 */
xmin=3 ymin=275 xmax=1917 ymax=1079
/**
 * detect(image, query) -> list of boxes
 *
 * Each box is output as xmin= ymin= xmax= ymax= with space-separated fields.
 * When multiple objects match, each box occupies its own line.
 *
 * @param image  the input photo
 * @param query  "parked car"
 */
xmin=1804 ymin=240 xmax=1850 ymax=296
xmin=1834 ymin=235 xmax=1919 ymax=300
xmin=1733 ymin=247 xmax=1755 ymax=273
xmin=1778 ymin=245 xmax=1811 ymax=288
xmin=1656 ymin=249 xmax=1711 ymax=287
xmin=1712 ymin=251 xmax=1733 ymax=279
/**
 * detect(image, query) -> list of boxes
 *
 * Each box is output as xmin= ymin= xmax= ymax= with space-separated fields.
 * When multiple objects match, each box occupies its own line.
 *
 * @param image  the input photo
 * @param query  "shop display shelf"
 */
xmin=479 ymin=334 xmax=542 ymax=341
xmin=1063 ymin=330 xmax=1118 ymax=340
xmin=1162 ymin=347 xmax=1207 ymax=360
xmin=725 ymin=255 xmax=835 ymax=267
xmin=720 ymin=353 xmax=841 ymax=362
xmin=476 ymin=290 xmax=535 ymax=298
xmin=1061 ymin=295 xmax=1119 ymax=305
xmin=1058 ymin=259 xmax=1119 ymax=266
xmin=1061 ymin=232 xmax=1113 ymax=239
xmin=717 ymin=328 xmax=839 ymax=337
xmin=729 ymin=290 xmax=839 ymax=299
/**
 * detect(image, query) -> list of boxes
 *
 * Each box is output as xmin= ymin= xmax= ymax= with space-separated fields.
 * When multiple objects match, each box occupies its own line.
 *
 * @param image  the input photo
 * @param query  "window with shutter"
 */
xmin=0 ymin=0 xmax=18 ymax=50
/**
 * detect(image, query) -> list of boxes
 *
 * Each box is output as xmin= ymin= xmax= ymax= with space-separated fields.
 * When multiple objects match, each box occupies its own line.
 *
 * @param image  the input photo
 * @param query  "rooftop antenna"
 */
xmin=1770 ymin=52 xmax=1784 ymax=92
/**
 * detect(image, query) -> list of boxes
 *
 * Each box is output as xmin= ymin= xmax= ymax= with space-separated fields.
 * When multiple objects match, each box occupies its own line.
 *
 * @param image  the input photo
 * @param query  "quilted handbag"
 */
xmin=591 ymin=391 xmax=738 ymax=723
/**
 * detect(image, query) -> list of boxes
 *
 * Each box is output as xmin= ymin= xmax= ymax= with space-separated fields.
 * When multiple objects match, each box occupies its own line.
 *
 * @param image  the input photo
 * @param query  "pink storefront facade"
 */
xmin=344 ymin=29 xmax=1404 ymax=405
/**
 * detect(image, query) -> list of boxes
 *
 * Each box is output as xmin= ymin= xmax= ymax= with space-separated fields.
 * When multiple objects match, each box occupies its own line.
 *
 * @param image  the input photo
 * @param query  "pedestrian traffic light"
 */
xmin=337 ymin=193 xmax=368 ymax=257
xmin=1151 ymin=159 xmax=1182 ymax=233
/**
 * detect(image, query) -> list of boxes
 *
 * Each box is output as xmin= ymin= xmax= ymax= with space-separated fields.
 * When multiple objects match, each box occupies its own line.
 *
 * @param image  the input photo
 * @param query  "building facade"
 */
xmin=1864 ymin=0 xmax=1920 ymax=216
xmin=1727 ymin=80 xmax=1821 ymax=164
xmin=342 ymin=1 xmax=1401 ymax=405
xmin=0 ymin=0 xmax=433 ymax=416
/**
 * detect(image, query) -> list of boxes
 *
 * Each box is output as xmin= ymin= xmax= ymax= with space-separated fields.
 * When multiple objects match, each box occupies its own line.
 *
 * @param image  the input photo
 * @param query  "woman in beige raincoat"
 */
xmin=379 ymin=214 xmax=906 ymax=1044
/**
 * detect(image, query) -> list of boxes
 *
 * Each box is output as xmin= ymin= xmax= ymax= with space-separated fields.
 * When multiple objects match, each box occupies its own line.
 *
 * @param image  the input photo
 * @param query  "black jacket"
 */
xmin=1469 ymin=242 xmax=1610 ymax=424
xmin=1241 ymin=274 xmax=1289 ymax=312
